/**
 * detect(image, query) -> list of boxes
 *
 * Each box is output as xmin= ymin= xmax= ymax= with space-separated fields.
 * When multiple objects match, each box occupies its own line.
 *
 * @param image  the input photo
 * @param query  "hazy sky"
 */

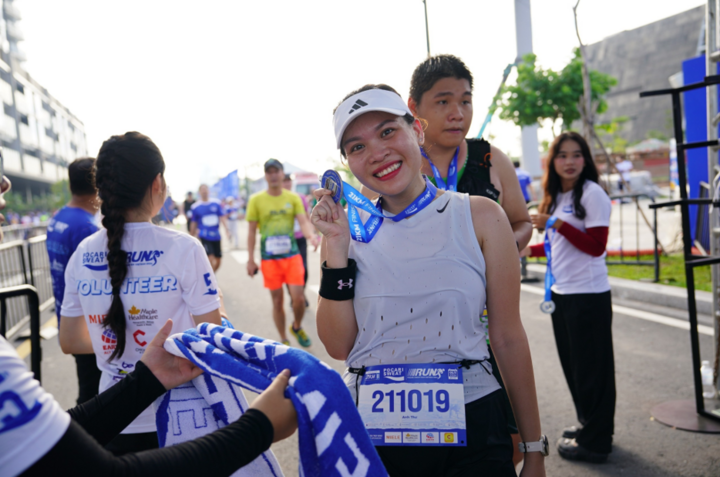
xmin=17 ymin=0 xmax=703 ymax=196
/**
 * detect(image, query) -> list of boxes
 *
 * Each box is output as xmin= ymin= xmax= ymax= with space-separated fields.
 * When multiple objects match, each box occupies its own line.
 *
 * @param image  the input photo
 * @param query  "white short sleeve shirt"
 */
xmin=61 ymin=222 xmax=220 ymax=433
xmin=549 ymin=181 xmax=612 ymax=294
xmin=0 ymin=337 xmax=70 ymax=477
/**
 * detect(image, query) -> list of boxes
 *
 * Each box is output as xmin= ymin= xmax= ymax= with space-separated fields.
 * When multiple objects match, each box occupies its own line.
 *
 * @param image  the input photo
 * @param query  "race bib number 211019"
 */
xmin=357 ymin=364 xmax=466 ymax=446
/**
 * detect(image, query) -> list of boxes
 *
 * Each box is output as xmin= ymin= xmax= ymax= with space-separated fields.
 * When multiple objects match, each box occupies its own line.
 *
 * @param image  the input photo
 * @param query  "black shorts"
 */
xmin=200 ymin=239 xmax=222 ymax=258
xmin=375 ymin=390 xmax=515 ymax=477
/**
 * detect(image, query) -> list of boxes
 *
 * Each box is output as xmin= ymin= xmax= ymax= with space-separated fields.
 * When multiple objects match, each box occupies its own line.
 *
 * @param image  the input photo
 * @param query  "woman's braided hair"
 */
xmin=95 ymin=132 xmax=165 ymax=361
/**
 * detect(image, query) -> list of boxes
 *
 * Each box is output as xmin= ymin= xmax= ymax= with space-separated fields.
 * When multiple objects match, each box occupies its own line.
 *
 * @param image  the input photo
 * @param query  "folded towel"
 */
xmin=154 ymin=319 xmax=283 ymax=477
xmin=162 ymin=323 xmax=387 ymax=477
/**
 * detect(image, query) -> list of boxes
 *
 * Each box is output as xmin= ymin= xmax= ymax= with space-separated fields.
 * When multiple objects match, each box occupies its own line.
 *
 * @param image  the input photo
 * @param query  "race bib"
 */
xmin=266 ymin=236 xmax=292 ymax=255
xmin=201 ymin=215 xmax=219 ymax=227
xmin=229 ymin=212 xmax=238 ymax=220
xmin=357 ymin=364 xmax=466 ymax=446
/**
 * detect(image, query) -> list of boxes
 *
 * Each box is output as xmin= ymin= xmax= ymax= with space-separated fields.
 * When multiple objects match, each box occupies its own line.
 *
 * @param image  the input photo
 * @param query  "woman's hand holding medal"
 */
xmin=311 ymin=188 xmax=350 ymax=244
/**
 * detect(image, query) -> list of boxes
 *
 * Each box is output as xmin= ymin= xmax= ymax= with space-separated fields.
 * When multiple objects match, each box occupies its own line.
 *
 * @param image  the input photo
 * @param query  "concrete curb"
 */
xmin=525 ymin=263 xmax=712 ymax=315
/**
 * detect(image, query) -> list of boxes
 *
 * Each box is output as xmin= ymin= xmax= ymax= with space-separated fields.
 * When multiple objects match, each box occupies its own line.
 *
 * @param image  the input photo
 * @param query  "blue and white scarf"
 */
xmin=158 ymin=323 xmax=387 ymax=477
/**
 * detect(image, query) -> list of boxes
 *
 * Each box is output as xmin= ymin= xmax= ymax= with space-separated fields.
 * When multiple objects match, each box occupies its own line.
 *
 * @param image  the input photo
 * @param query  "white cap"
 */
xmin=333 ymin=88 xmax=413 ymax=149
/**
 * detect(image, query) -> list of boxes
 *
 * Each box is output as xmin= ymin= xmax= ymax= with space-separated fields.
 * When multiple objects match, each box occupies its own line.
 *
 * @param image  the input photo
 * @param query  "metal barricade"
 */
xmin=0 ymin=239 xmax=31 ymax=337
xmin=1 ymin=222 xmax=49 ymax=242
xmin=0 ymin=284 xmax=41 ymax=382
xmin=0 ymin=234 xmax=54 ymax=338
xmin=605 ymin=192 xmax=660 ymax=282
xmin=27 ymin=235 xmax=54 ymax=307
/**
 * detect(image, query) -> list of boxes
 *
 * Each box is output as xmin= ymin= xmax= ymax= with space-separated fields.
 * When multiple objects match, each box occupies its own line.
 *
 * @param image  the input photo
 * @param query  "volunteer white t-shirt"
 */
xmin=61 ymin=222 xmax=220 ymax=433
xmin=550 ymin=180 xmax=611 ymax=295
xmin=0 ymin=337 xmax=70 ymax=476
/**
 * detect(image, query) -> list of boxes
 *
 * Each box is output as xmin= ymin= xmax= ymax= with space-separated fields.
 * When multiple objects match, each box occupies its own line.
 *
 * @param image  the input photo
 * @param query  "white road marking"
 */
xmin=520 ymin=284 xmax=714 ymax=336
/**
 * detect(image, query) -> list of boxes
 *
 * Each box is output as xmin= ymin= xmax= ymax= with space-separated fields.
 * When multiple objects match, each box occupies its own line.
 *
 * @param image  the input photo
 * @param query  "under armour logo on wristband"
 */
xmin=338 ymin=279 xmax=353 ymax=290
xmin=348 ymin=99 xmax=368 ymax=114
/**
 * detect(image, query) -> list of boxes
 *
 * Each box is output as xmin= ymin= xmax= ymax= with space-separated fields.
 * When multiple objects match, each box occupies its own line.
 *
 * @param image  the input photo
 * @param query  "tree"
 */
xmin=595 ymin=116 xmax=630 ymax=154
xmin=497 ymin=50 xmax=616 ymax=136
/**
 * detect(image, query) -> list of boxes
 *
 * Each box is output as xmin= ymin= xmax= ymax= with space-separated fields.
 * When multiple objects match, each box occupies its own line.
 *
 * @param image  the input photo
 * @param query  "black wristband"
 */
xmin=319 ymin=259 xmax=357 ymax=301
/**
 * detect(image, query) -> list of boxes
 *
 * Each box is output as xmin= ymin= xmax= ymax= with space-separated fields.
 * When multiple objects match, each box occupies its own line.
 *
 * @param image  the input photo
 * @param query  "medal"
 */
xmin=540 ymin=216 xmax=559 ymax=314
xmin=321 ymin=169 xmax=343 ymax=204
xmin=320 ymin=170 xmax=438 ymax=243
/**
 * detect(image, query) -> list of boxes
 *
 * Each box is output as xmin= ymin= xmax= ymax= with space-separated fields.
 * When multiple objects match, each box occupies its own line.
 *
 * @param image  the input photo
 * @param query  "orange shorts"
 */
xmin=261 ymin=254 xmax=305 ymax=290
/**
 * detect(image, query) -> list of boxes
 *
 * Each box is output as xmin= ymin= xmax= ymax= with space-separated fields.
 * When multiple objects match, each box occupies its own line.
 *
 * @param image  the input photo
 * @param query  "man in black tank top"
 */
xmin=408 ymin=54 xmax=532 ymax=466
xmin=408 ymin=55 xmax=532 ymax=249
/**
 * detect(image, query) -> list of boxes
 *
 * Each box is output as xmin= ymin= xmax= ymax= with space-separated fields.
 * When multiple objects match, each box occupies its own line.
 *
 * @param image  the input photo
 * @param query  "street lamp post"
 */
xmin=423 ymin=0 xmax=431 ymax=58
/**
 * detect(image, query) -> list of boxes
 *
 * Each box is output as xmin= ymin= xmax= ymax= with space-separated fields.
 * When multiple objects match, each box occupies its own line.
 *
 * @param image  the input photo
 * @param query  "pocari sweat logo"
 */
xmin=562 ymin=205 xmax=573 ymax=214
xmin=383 ymin=367 xmax=405 ymax=381
xmin=83 ymin=251 xmax=108 ymax=271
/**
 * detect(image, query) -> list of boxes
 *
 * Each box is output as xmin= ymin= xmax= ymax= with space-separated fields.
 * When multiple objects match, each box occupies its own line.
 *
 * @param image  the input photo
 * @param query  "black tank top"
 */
xmin=457 ymin=138 xmax=500 ymax=202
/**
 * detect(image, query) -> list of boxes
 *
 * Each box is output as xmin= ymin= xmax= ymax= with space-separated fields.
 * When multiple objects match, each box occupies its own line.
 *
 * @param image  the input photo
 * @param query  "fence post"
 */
xmin=653 ymin=202 xmax=660 ymax=283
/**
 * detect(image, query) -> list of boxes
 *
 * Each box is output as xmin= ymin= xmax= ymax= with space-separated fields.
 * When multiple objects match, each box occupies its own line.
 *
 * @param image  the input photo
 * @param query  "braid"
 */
xmin=94 ymin=132 xmax=165 ymax=362
xmin=97 ymin=154 xmax=129 ymax=361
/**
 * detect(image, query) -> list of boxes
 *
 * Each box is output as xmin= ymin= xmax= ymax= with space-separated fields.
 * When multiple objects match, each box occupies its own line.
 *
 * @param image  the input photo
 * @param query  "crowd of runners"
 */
xmin=1 ymin=54 xmax=616 ymax=477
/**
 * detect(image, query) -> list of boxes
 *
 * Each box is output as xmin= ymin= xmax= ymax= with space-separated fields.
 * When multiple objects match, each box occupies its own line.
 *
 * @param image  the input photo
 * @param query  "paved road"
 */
xmin=17 ymin=220 xmax=720 ymax=476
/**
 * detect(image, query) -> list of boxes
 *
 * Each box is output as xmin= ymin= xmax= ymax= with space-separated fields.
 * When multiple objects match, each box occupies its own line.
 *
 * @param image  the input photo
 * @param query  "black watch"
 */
xmin=518 ymin=435 xmax=549 ymax=456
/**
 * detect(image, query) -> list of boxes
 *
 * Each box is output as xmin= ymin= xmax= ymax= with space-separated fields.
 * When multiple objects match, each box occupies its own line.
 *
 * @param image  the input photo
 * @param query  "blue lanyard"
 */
xmin=420 ymin=147 xmax=459 ymax=192
xmin=342 ymin=178 xmax=438 ymax=243
xmin=541 ymin=216 xmax=559 ymax=313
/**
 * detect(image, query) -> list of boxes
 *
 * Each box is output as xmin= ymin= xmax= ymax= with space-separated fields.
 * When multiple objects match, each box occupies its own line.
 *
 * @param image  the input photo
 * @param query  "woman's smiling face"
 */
xmin=342 ymin=111 xmax=424 ymax=196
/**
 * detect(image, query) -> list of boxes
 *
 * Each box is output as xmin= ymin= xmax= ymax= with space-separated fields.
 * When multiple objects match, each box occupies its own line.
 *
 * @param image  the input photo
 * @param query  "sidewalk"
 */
xmin=525 ymin=263 xmax=714 ymax=315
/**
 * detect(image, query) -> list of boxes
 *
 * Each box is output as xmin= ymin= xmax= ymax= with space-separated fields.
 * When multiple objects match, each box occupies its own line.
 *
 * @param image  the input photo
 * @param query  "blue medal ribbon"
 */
xmin=420 ymin=147 xmax=459 ymax=192
xmin=540 ymin=216 xmax=559 ymax=314
xmin=323 ymin=173 xmax=438 ymax=243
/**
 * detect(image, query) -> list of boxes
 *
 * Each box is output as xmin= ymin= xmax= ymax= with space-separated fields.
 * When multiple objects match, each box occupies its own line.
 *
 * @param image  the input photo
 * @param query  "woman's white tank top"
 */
xmin=344 ymin=192 xmax=500 ymax=404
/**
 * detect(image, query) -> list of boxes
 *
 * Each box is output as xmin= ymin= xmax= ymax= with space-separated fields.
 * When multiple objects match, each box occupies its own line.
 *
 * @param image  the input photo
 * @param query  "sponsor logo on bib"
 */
xmin=384 ymin=432 xmax=402 ymax=443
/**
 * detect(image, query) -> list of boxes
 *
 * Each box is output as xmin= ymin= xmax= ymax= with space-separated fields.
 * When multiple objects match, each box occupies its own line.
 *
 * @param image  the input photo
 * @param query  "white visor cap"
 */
xmin=333 ymin=88 xmax=414 ymax=149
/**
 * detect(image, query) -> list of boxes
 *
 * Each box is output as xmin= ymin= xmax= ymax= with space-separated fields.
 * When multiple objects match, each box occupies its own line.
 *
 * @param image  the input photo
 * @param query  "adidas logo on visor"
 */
xmin=348 ymin=99 xmax=368 ymax=114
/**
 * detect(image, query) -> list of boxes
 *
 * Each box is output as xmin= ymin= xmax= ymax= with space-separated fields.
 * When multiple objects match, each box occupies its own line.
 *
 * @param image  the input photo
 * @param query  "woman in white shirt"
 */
xmin=522 ymin=131 xmax=615 ymax=463
xmin=59 ymin=131 xmax=222 ymax=454
xmin=313 ymin=85 xmax=546 ymax=477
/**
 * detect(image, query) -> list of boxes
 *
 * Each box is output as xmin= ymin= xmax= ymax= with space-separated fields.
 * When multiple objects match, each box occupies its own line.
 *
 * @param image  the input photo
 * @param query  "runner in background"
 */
xmin=182 ymin=191 xmax=195 ymax=232
xmin=521 ymin=132 xmax=614 ymax=463
xmin=46 ymin=157 xmax=102 ymax=405
xmin=283 ymin=173 xmax=313 ymax=307
xmin=58 ymin=132 xmax=223 ymax=455
xmin=190 ymin=184 xmax=231 ymax=272
xmin=225 ymin=197 xmax=240 ymax=249
xmin=407 ymin=54 xmax=532 ymax=465
xmin=246 ymin=159 xmax=319 ymax=347
xmin=315 ymin=85 xmax=546 ymax=476
xmin=514 ymin=161 xmax=534 ymax=204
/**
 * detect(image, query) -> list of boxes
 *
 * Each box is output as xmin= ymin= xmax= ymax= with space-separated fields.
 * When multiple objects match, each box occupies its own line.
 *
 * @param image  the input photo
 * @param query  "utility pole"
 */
xmin=513 ymin=0 xmax=541 ymax=177
xmin=423 ymin=0 xmax=431 ymax=58
xmin=706 ymin=0 xmax=720 ymax=397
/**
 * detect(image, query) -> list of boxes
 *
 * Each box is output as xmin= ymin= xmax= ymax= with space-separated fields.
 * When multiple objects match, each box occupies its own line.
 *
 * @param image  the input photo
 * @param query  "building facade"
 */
xmin=0 ymin=0 xmax=87 ymax=200
xmin=584 ymin=6 xmax=704 ymax=144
